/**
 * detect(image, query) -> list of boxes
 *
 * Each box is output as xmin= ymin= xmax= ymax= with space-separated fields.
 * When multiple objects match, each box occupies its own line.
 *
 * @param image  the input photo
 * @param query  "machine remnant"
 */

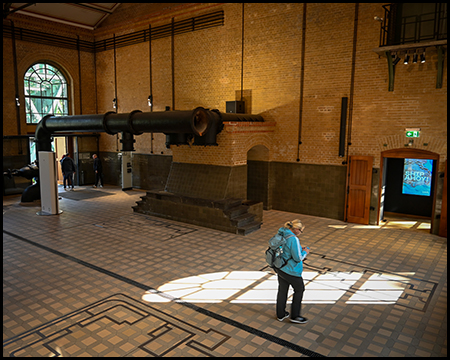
xmin=3 ymin=164 xmax=40 ymax=202
xmin=16 ymin=107 xmax=264 ymax=202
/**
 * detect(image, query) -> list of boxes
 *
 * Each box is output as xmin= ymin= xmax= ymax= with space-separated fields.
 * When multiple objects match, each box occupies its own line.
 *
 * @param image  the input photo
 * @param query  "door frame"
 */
xmin=439 ymin=160 xmax=447 ymax=237
xmin=378 ymin=148 xmax=440 ymax=233
xmin=54 ymin=136 xmax=67 ymax=184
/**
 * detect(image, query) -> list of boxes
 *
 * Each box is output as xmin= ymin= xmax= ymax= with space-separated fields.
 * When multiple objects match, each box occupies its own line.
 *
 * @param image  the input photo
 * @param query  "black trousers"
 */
xmin=95 ymin=171 xmax=103 ymax=186
xmin=275 ymin=268 xmax=305 ymax=319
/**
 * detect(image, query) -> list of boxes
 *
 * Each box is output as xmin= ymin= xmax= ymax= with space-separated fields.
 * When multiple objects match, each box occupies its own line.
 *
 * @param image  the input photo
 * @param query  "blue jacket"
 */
xmin=278 ymin=227 xmax=308 ymax=277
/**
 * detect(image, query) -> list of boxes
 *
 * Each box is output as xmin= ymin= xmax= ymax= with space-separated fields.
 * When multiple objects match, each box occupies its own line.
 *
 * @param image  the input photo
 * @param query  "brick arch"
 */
xmin=247 ymin=144 xmax=269 ymax=161
xmin=243 ymin=133 xmax=273 ymax=160
xmin=246 ymin=138 xmax=272 ymax=209
xmin=381 ymin=148 xmax=439 ymax=160
xmin=377 ymin=134 xmax=447 ymax=171
xmin=18 ymin=51 xmax=75 ymax=85
xmin=18 ymin=51 xmax=77 ymax=117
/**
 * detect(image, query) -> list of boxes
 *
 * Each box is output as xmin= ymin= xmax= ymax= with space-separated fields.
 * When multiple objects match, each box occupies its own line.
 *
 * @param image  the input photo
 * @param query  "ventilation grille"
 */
xmin=3 ymin=10 xmax=224 ymax=53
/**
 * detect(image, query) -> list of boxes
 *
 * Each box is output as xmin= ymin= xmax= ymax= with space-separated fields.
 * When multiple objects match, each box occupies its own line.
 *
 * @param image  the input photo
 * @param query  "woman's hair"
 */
xmin=284 ymin=219 xmax=303 ymax=230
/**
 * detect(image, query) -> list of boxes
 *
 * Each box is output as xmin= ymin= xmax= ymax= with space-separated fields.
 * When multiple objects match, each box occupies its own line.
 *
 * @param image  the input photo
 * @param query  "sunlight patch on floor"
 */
xmin=141 ymin=271 xmax=414 ymax=306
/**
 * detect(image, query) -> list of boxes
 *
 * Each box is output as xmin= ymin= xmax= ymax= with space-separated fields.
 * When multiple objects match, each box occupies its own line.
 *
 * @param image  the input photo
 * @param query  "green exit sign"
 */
xmin=405 ymin=129 xmax=420 ymax=138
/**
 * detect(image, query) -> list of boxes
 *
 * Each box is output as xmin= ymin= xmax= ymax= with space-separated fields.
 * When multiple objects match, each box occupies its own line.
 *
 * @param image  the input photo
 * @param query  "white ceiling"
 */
xmin=5 ymin=3 xmax=121 ymax=30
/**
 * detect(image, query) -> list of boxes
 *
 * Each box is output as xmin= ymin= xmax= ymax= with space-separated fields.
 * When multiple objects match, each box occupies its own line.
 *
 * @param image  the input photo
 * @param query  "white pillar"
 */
xmin=38 ymin=151 xmax=62 ymax=215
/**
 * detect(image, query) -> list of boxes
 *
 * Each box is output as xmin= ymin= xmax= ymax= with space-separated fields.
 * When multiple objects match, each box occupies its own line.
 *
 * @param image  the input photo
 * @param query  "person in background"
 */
xmin=59 ymin=154 xmax=66 ymax=187
xmin=61 ymin=153 xmax=76 ymax=191
xmin=274 ymin=219 xmax=310 ymax=324
xmin=92 ymin=154 xmax=103 ymax=188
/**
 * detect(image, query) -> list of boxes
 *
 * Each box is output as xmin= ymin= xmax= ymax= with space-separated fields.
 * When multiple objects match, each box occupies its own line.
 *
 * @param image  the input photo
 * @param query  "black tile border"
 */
xmin=3 ymin=230 xmax=325 ymax=357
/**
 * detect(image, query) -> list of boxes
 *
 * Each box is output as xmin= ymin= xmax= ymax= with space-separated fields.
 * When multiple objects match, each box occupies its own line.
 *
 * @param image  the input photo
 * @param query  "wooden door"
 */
xmin=345 ymin=155 xmax=373 ymax=224
xmin=439 ymin=160 xmax=447 ymax=237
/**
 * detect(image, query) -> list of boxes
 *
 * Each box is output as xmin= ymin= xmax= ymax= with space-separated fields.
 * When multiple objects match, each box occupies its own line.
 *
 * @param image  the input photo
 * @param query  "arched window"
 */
xmin=24 ymin=63 xmax=68 ymax=124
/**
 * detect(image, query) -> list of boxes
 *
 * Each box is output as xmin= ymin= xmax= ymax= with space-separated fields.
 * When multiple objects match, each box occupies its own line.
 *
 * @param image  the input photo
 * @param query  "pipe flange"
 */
xmin=128 ymin=110 xmax=143 ymax=135
xmin=102 ymin=111 xmax=117 ymax=135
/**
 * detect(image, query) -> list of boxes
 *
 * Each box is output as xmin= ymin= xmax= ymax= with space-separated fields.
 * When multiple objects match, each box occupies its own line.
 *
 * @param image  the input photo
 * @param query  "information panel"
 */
xmin=402 ymin=158 xmax=433 ymax=196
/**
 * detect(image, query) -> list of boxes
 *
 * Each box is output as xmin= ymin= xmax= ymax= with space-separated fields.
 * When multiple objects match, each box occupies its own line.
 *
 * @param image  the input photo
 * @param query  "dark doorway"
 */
xmin=378 ymin=148 xmax=440 ymax=234
xmin=247 ymin=145 xmax=270 ymax=209
xmin=384 ymin=157 xmax=435 ymax=217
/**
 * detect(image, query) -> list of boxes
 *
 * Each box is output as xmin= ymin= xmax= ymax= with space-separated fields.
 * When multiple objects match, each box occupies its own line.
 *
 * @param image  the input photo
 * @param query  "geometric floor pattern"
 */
xmin=4 ymin=293 xmax=233 ymax=357
xmin=3 ymin=185 xmax=447 ymax=357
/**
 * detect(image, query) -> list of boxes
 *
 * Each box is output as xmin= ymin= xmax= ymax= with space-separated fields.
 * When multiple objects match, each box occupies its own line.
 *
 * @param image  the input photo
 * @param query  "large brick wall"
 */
xmin=3 ymin=14 xmax=96 ymax=135
xmin=3 ymin=3 xmax=447 ymax=228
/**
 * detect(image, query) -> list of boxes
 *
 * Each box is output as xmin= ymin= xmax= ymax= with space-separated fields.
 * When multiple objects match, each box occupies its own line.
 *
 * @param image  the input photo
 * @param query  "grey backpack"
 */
xmin=265 ymin=233 xmax=294 ymax=269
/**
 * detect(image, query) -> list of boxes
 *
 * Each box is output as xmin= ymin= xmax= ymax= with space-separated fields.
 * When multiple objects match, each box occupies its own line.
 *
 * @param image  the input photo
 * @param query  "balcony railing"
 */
xmin=379 ymin=3 xmax=447 ymax=47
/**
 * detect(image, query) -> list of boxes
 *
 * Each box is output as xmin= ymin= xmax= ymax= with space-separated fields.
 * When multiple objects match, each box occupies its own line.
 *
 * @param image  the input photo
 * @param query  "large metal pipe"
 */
xmin=34 ymin=107 xmax=264 ymax=158
xmin=35 ymin=107 xmax=216 ymax=155
xmin=37 ymin=108 xmax=212 ymax=135
xmin=21 ymin=107 xmax=263 ymax=202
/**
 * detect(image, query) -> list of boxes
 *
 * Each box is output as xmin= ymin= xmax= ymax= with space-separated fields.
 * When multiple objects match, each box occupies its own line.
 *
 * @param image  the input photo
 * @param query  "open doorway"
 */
xmin=247 ymin=145 xmax=270 ymax=209
xmin=378 ymin=148 xmax=439 ymax=234
xmin=54 ymin=137 xmax=67 ymax=185
xmin=29 ymin=136 xmax=68 ymax=185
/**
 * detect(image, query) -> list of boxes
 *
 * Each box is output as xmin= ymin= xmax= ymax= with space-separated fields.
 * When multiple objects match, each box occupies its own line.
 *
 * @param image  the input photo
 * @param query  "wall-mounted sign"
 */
xmin=405 ymin=128 xmax=420 ymax=138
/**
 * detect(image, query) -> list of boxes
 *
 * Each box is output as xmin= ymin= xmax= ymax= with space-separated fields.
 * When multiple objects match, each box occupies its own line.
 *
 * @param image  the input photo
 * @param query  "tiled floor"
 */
xmin=380 ymin=212 xmax=432 ymax=234
xmin=3 ymin=185 xmax=447 ymax=357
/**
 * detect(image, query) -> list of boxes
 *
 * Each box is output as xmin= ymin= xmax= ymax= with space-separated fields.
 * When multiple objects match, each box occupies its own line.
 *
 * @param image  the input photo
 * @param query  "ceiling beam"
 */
xmin=13 ymin=10 xmax=96 ymax=30
xmin=75 ymin=3 xmax=115 ymax=15
xmin=3 ymin=3 xmax=35 ymax=19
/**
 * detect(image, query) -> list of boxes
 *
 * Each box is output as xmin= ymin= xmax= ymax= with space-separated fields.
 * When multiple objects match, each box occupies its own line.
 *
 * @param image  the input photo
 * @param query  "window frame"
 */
xmin=24 ymin=62 xmax=69 ymax=124
xmin=381 ymin=3 xmax=447 ymax=47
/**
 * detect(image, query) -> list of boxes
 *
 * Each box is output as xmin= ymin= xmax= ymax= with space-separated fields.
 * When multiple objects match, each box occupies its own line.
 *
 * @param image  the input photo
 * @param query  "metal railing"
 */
xmin=94 ymin=10 xmax=224 ymax=52
xmin=3 ymin=10 xmax=224 ymax=53
xmin=379 ymin=3 xmax=447 ymax=47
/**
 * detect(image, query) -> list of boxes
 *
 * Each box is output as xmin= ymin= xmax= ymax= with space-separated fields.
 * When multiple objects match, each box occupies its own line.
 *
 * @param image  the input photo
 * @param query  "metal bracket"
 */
xmin=386 ymin=51 xmax=395 ymax=91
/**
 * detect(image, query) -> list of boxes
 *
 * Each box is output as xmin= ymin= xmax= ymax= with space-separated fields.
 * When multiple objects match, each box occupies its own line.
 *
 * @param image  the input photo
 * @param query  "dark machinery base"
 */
xmin=21 ymin=182 xmax=41 ymax=203
xmin=133 ymin=190 xmax=263 ymax=235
